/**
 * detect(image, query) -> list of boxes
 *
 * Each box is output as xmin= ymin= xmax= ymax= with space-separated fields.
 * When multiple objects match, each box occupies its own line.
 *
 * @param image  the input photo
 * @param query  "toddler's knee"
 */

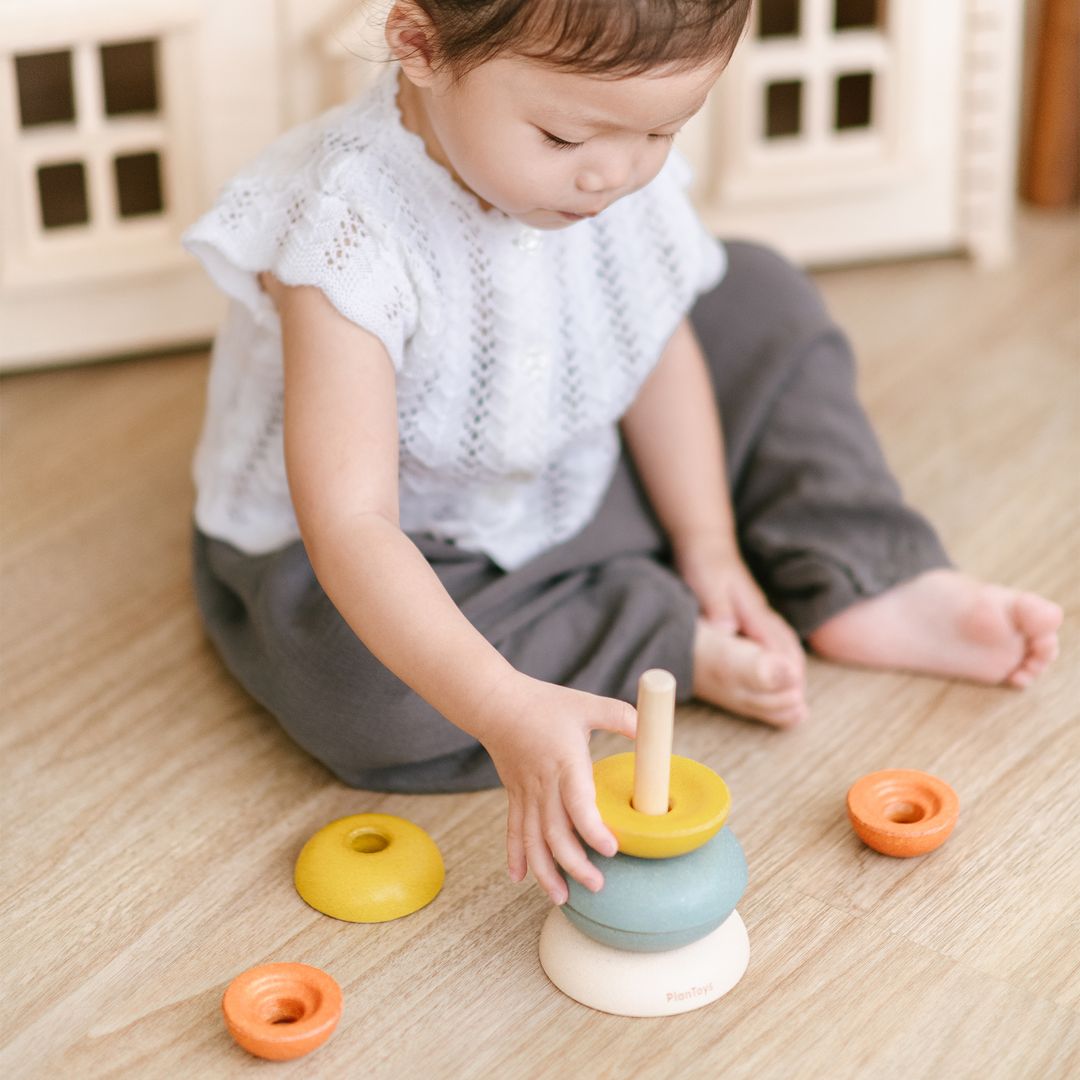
xmin=274 ymin=674 xmax=479 ymax=783
xmin=723 ymin=240 xmax=830 ymax=326
xmin=281 ymin=686 xmax=495 ymax=793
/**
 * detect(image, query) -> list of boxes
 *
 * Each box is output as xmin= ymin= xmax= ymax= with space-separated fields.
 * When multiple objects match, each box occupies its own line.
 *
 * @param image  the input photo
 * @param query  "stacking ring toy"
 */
xmin=540 ymin=905 xmax=750 ymax=1017
xmin=562 ymin=826 xmax=748 ymax=952
xmin=540 ymin=670 xmax=751 ymax=1018
xmin=294 ymin=813 xmax=444 ymax=922
xmin=594 ymin=752 xmax=730 ymax=859
xmin=847 ymin=769 xmax=959 ymax=857
xmin=222 ymin=962 xmax=341 ymax=1061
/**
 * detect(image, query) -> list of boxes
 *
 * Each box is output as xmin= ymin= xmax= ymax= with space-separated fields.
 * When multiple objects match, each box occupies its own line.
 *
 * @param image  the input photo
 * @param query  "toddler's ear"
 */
xmin=385 ymin=1 xmax=440 ymax=87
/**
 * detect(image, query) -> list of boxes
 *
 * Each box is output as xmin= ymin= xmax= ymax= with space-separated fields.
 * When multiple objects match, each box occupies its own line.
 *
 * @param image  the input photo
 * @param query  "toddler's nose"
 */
xmin=576 ymin=159 xmax=631 ymax=198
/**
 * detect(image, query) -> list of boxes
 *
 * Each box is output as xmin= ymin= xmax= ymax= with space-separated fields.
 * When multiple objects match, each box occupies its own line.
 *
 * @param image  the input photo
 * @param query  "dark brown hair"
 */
xmin=405 ymin=0 xmax=753 ymax=81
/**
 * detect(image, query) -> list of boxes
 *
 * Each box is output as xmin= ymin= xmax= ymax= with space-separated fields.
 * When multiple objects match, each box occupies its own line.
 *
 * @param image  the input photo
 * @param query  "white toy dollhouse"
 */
xmin=0 ymin=0 xmax=1025 ymax=370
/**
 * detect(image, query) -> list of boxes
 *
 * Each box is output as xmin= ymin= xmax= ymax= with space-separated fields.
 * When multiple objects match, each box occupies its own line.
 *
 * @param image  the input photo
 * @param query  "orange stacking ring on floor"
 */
xmin=222 ymin=962 xmax=342 ymax=1061
xmin=847 ymin=769 xmax=959 ymax=857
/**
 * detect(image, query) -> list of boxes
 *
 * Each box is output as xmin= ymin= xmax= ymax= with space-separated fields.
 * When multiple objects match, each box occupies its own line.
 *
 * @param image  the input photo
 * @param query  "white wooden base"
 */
xmin=538 ymin=906 xmax=749 ymax=1017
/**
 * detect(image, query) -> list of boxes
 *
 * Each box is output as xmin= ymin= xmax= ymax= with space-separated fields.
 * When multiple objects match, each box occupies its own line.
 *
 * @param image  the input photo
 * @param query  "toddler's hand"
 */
xmin=471 ymin=672 xmax=637 ymax=905
xmin=676 ymin=535 xmax=802 ymax=665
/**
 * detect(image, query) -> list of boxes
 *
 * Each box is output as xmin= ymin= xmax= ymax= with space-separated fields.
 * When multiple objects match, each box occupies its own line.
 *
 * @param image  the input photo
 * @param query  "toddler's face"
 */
xmin=405 ymin=54 xmax=725 ymax=229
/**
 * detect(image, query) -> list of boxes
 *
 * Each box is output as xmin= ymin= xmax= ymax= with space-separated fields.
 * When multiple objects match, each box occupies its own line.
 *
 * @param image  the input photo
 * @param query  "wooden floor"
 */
xmin=3 ymin=210 xmax=1079 ymax=1080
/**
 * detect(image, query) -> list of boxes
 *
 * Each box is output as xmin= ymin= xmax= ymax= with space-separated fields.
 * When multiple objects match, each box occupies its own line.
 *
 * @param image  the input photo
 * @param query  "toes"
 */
xmin=1013 ymin=592 xmax=1064 ymax=637
xmin=1005 ymin=631 xmax=1060 ymax=687
xmin=740 ymin=687 xmax=809 ymax=728
xmin=774 ymin=693 xmax=810 ymax=725
xmin=1029 ymin=631 xmax=1060 ymax=665
xmin=1022 ymin=640 xmax=1057 ymax=679
xmin=755 ymin=652 xmax=801 ymax=693
xmin=765 ymin=702 xmax=809 ymax=729
xmin=760 ymin=612 xmax=805 ymax=663
xmin=694 ymin=625 xmax=809 ymax=719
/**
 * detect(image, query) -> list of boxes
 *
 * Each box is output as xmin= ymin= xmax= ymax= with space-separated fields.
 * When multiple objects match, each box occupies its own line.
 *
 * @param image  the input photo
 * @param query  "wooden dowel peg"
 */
xmin=632 ymin=669 xmax=676 ymax=815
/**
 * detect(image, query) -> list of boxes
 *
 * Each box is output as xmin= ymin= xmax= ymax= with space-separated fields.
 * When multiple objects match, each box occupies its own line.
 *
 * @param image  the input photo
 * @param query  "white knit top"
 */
xmin=184 ymin=63 xmax=725 ymax=570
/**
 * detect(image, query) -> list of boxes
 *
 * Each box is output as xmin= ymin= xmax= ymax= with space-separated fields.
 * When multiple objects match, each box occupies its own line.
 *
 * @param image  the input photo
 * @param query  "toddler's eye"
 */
xmin=649 ymin=133 xmax=677 ymax=143
xmin=541 ymin=130 xmax=583 ymax=151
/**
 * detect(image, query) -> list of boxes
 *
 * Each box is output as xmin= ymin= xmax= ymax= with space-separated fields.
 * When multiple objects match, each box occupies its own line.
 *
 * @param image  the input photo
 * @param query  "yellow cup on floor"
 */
xmin=294 ymin=813 xmax=444 ymax=922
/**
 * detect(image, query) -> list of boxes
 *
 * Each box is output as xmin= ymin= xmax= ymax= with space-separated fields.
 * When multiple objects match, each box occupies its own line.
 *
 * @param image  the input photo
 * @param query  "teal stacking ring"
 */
xmin=561 ymin=826 xmax=748 ymax=952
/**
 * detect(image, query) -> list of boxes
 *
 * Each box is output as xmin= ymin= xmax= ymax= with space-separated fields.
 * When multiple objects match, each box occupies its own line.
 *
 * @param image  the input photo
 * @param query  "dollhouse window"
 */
xmin=765 ymin=81 xmax=803 ymax=138
xmin=15 ymin=50 xmax=76 ymax=127
xmin=834 ymin=0 xmax=885 ymax=32
xmin=100 ymin=40 xmax=159 ymax=116
xmin=835 ymin=72 xmax=874 ymax=129
xmin=37 ymin=163 xmax=89 ymax=229
xmin=11 ymin=37 xmax=169 ymax=235
xmin=115 ymin=152 xmax=164 ymax=217
xmin=758 ymin=0 xmax=801 ymax=39
xmin=750 ymin=0 xmax=889 ymax=147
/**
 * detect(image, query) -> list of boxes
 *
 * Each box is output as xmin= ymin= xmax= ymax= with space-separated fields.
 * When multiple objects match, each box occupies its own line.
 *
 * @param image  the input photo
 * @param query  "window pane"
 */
xmin=836 ymin=72 xmax=874 ymax=129
xmin=114 ymin=151 xmax=164 ymax=217
xmin=835 ymin=0 xmax=885 ymax=31
xmin=765 ymin=80 xmax=803 ymax=138
xmin=37 ymin=162 xmax=89 ymax=229
xmin=759 ymin=0 xmax=800 ymax=37
xmin=100 ymin=40 xmax=159 ymax=116
xmin=15 ymin=51 xmax=75 ymax=127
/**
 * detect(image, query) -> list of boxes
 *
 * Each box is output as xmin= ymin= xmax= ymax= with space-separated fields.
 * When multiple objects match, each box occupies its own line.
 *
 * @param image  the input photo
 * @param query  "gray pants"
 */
xmin=193 ymin=242 xmax=949 ymax=793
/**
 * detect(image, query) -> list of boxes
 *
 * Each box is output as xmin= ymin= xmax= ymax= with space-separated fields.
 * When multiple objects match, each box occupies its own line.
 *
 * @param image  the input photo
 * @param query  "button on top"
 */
xmin=523 ymin=347 xmax=549 ymax=376
xmin=514 ymin=228 xmax=542 ymax=252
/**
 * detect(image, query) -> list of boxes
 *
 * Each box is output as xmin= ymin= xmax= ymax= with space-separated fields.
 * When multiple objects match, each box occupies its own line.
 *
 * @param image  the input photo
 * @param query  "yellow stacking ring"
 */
xmin=294 ymin=813 xmax=444 ymax=922
xmin=594 ymin=753 xmax=731 ymax=859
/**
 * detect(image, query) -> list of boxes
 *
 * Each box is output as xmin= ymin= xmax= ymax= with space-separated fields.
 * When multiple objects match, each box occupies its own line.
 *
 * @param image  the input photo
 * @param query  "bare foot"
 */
xmin=807 ymin=569 xmax=1062 ymax=686
xmin=692 ymin=618 xmax=808 ymax=727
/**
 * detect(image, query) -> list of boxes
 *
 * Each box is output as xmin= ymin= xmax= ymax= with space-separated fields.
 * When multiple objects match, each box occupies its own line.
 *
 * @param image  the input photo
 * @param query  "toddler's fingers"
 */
xmin=543 ymin=787 xmax=604 ymax=893
xmin=769 ymin=607 xmax=802 ymax=648
xmin=590 ymin=698 xmax=637 ymax=741
xmin=700 ymin=589 xmax=737 ymax=632
xmin=760 ymin=612 xmax=803 ymax=664
xmin=506 ymin=792 xmax=527 ymax=883
xmin=561 ymin=766 xmax=617 ymax=859
xmin=733 ymin=588 xmax=778 ymax=642
xmin=739 ymin=596 xmax=803 ymax=664
xmin=523 ymin=802 xmax=568 ymax=906
xmin=773 ymin=616 xmax=806 ymax=670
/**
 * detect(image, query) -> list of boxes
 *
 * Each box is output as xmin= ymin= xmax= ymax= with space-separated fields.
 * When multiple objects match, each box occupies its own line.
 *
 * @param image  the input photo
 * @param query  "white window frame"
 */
xmin=0 ymin=1 xmax=202 ymax=289
xmin=712 ymin=0 xmax=920 ymax=202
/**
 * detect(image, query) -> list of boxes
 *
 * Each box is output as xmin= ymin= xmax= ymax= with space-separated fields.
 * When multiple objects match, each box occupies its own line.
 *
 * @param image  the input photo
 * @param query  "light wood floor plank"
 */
xmin=2 ymin=209 xmax=1078 ymax=1079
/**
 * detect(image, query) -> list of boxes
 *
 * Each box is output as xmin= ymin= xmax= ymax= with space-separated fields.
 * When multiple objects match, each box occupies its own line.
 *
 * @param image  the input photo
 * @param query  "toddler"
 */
xmin=185 ymin=0 xmax=1062 ymax=905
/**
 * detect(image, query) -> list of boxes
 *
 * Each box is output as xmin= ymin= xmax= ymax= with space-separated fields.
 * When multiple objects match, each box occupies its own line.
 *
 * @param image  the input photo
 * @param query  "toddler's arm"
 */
xmin=621 ymin=318 xmax=736 ymax=560
xmin=620 ymin=318 xmax=797 ymax=651
xmin=266 ymin=275 xmax=635 ymax=903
